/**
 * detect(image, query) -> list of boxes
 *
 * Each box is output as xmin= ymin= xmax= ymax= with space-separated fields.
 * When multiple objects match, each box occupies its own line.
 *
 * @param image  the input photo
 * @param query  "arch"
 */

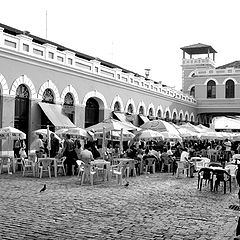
xmin=82 ymin=90 xmax=107 ymax=110
xmin=9 ymin=75 xmax=37 ymax=99
xmin=111 ymin=95 xmax=124 ymax=112
xmin=184 ymin=111 xmax=189 ymax=121
xmin=164 ymin=106 xmax=171 ymax=119
xmin=179 ymin=110 xmax=184 ymax=122
xmin=171 ymin=108 xmax=178 ymax=120
xmin=204 ymin=78 xmax=219 ymax=85
xmin=147 ymin=103 xmax=156 ymax=117
xmin=156 ymin=105 xmax=163 ymax=118
xmin=222 ymin=77 xmax=237 ymax=85
xmin=136 ymin=101 xmax=147 ymax=116
xmin=225 ymin=79 xmax=235 ymax=98
xmin=125 ymin=98 xmax=136 ymax=114
xmin=60 ymin=85 xmax=79 ymax=105
xmin=206 ymin=80 xmax=216 ymax=98
xmin=188 ymin=71 xmax=196 ymax=78
xmin=38 ymin=80 xmax=60 ymax=102
xmin=190 ymin=112 xmax=195 ymax=123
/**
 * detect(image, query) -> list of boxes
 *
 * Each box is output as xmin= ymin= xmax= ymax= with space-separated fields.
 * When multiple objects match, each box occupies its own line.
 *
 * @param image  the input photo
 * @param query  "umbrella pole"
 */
xmin=120 ymin=128 xmax=123 ymax=157
xmin=47 ymin=125 xmax=51 ymax=157
xmin=102 ymin=127 xmax=106 ymax=160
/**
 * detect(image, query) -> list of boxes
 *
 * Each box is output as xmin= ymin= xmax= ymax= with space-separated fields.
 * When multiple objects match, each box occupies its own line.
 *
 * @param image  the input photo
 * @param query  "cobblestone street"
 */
xmin=0 ymin=172 xmax=239 ymax=240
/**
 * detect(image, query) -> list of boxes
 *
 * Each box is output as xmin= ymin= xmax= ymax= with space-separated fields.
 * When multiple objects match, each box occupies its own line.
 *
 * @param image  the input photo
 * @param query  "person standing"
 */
xmin=62 ymin=134 xmax=75 ymax=175
xmin=13 ymin=137 xmax=21 ymax=158
xmin=50 ymin=133 xmax=60 ymax=158
xmin=180 ymin=148 xmax=194 ymax=177
xmin=30 ymin=134 xmax=44 ymax=158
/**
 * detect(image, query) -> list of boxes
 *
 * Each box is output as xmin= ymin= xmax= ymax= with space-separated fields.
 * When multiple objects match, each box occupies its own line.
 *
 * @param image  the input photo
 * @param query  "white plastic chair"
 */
xmin=0 ymin=156 xmax=11 ymax=174
xmin=80 ymin=164 xmax=97 ymax=186
xmin=38 ymin=159 xmax=52 ymax=178
xmin=21 ymin=158 xmax=35 ymax=177
xmin=56 ymin=157 xmax=66 ymax=176
xmin=176 ymin=161 xmax=189 ymax=177
xmin=76 ymin=160 xmax=84 ymax=178
xmin=110 ymin=163 xmax=123 ymax=185
xmin=225 ymin=164 xmax=238 ymax=185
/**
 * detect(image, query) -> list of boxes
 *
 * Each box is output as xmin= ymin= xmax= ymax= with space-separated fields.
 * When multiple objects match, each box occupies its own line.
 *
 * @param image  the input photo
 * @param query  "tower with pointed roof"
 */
xmin=180 ymin=43 xmax=217 ymax=95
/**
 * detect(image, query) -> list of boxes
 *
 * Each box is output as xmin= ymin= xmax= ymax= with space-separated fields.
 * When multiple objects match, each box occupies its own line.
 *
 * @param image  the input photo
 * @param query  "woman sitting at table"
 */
xmin=180 ymin=148 xmax=194 ymax=177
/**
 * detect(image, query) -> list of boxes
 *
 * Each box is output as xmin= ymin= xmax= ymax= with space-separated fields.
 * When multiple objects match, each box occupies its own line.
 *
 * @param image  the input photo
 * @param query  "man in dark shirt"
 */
xmin=50 ymin=133 xmax=60 ymax=158
xmin=62 ymin=134 xmax=76 ymax=175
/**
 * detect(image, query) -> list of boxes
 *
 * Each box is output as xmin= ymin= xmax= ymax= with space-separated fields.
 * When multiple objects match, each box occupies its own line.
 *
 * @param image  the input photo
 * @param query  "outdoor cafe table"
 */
xmin=37 ymin=158 xmax=57 ymax=178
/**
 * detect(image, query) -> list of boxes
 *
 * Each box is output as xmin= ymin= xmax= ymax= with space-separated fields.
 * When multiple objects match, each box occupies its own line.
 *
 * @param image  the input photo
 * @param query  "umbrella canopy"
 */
xmin=132 ymin=129 xmax=165 ymax=142
xmin=0 ymin=126 xmax=26 ymax=140
xmin=64 ymin=127 xmax=91 ymax=139
xmin=171 ymin=123 xmax=198 ymax=139
xmin=161 ymin=131 xmax=182 ymax=141
xmin=86 ymin=118 xmax=140 ymax=132
xmin=140 ymin=119 xmax=180 ymax=135
xmin=94 ymin=129 xmax=134 ymax=141
xmin=33 ymin=129 xmax=61 ymax=141
xmin=55 ymin=128 xmax=69 ymax=136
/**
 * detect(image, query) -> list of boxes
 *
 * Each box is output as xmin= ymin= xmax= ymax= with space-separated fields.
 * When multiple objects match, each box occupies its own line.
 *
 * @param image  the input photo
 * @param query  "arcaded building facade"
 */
xmin=6 ymin=24 xmax=240 ymax=150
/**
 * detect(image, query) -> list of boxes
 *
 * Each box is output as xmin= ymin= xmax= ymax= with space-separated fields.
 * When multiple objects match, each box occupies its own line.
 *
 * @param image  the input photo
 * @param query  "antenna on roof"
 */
xmin=45 ymin=10 xmax=48 ymax=39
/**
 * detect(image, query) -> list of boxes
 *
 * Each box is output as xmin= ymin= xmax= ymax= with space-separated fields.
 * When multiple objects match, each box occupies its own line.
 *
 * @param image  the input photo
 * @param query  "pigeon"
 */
xmin=40 ymin=184 xmax=47 ymax=192
xmin=124 ymin=181 xmax=129 ymax=187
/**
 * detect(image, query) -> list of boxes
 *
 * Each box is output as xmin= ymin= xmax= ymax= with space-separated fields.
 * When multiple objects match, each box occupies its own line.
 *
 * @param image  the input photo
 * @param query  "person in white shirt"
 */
xmin=180 ymin=148 xmax=194 ymax=177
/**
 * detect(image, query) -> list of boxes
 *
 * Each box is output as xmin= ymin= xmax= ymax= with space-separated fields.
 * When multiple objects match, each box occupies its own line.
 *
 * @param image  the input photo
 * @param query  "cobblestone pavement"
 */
xmin=0 ymin=171 xmax=239 ymax=240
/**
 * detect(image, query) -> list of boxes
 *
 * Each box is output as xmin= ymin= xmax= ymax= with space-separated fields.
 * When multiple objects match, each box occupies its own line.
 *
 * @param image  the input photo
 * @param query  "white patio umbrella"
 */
xmin=140 ymin=119 xmax=180 ymax=135
xmin=132 ymin=129 xmax=165 ymax=142
xmin=64 ymin=127 xmax=91 ymax=140
xmin=0 ymin=126 xmax=26 ymax=140
xmin=55 ymin=128 xmax=69 ymax=137
xmin=0 ymin=126 xmax=26 ymax=154
xmin=33 ymin=129 xmax=61 ymax=141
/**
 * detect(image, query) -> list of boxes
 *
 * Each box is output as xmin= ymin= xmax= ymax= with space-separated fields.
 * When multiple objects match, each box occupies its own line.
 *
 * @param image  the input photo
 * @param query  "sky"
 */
xmin=1 ymin=0 xmax=240 ymax=90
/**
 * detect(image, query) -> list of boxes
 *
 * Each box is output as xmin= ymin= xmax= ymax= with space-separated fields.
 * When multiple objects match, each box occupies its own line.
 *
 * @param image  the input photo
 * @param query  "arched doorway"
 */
xmin=14 ymin=84 xmax=30 ymax=148
xmin=41 ymin=88 xmax=55 ymax=131
xmin=85 ymin=98 xmax=99 ymax=128
xmin=63 ymin=92 xmax=75 ymax=124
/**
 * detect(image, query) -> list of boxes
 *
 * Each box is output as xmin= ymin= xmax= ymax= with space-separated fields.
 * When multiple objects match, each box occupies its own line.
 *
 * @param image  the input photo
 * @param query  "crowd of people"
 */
xmin=16 ymin=130 xmax=240 ymax=177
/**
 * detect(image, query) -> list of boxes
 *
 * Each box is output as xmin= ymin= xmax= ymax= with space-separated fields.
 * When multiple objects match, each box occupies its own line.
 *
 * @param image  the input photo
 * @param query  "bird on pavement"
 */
xmin=40 ymin=184 xmax=47 ymax=192
xmin=124 ymin=181 xmax=129 ymax=187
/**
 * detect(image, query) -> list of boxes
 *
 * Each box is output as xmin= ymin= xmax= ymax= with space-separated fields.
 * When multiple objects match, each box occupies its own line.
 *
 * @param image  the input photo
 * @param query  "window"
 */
xmin=157 ymin=109 xmax=162 ymax=118
xmin=57 ymin=56 xmax=64 ymax=62
xmin=4 ymin=39 xmax=16 ymax=48
xmin=139 ymin=106 xmax=144 ymax=115
xmin=68 ymin=58 xmax=73 ymax=65
xmin=148 ymin=108 xmax=153 ymax=117
xmin=190 ymin=86 xmax=195 ymax=97
xmin=42 ymin=88 xmax=54 ymax=103
xmin=23 ymin=44 xmax=29 ymax=52
xmin=33 ymin=48 xmax=43 ymax=56
xmin=225 ymin=79 xmax=235 ymax=98
xmin=127 ymin=104 xmax=133 ymax=114
xmin=207 ymin=80 xmax=216 ymax=98
xmin=48 ymin=52 xmax=54 ymax=59
xmin=114 ymin=101 xmax=121 ymax=112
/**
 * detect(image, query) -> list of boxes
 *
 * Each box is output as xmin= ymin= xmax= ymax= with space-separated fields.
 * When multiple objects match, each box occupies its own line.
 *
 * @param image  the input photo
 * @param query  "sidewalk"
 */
xmin=0 ymin=171 xmax=239 ymax=239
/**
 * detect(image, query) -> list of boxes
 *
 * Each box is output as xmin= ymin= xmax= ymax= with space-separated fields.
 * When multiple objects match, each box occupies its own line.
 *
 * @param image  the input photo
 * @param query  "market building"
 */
xmin=1 ymin=23 xmax=239 ymax=151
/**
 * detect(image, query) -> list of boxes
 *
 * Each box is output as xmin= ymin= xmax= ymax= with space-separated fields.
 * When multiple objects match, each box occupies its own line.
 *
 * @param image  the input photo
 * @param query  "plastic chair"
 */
xmin=198 ymin=167 xmax=214 ymax=191
xmin=176 ymin=161 xmax=189 ymax=177
xmin=56 ymin=157 xmax=66 ymax=176
xmin=80 ymin=164 xmax=97 ymax=186
xmin=0 ymin=156 xmax=11 ymax=174
xmin=144 ymin=156 xmax=156 ymax=174
xmin=213 ymin=169 xmax=231 ymax=194
xmin=21 ymin=158 xmax=35 ymax=177
xmin=225 ymin=165 xmax=237 ymax=185
xmin=38 ymin=159 xmax=52 ymax=178
xmin=110 ymin=163 xmax=123 ymax=185
xmin=76 ymin=160 xmax=84 ymax=178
